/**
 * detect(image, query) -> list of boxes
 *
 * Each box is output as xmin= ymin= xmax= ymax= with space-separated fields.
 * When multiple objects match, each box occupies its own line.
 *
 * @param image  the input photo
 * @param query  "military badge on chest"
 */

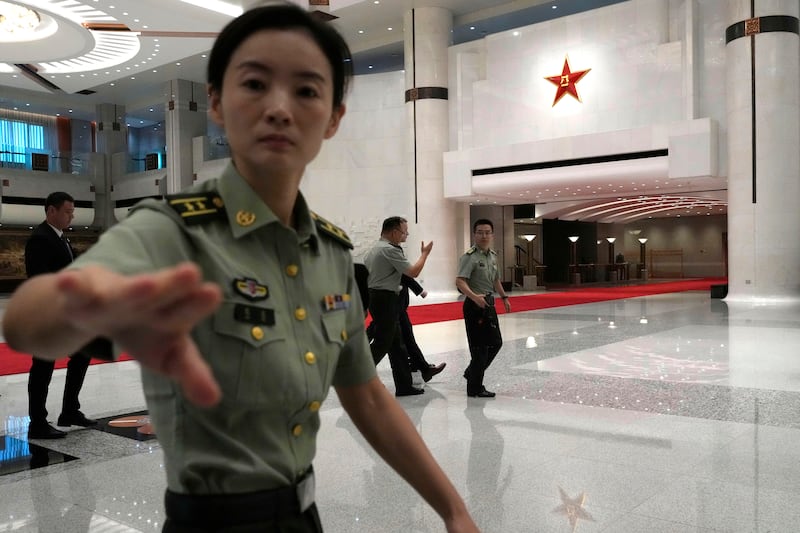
xmin=322 ymin=293 xmax=351 ymax=311
xmin=233 ymin=278 xmax=269 ymax=301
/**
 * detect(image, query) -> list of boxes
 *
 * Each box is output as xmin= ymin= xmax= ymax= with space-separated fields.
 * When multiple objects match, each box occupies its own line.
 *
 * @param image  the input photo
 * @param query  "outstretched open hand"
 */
xmin=56 ymin=262 xmax=223 ymax=406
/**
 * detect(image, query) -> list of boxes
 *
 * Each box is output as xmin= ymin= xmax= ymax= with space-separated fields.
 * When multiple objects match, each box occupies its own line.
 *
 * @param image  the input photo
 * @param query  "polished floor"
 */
xmin=1 ymin=287 xmax=799 ymax=532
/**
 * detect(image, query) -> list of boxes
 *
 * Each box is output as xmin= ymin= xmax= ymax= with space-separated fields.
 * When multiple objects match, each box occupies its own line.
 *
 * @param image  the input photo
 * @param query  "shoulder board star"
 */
xmin=165 ymin=193 xmax=226 ymax=225
xmin=311 ymin=211 xmax=353 ymax=249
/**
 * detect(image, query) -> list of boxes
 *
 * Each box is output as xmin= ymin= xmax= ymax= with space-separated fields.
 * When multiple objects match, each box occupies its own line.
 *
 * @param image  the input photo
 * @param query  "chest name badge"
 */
xmin=234 ymin=304 xmax=275 ymax=326
xmin=322 ymin=293 xmax=351 ymax=312
xmin=233 ymin=278 xmax=269 ymax=301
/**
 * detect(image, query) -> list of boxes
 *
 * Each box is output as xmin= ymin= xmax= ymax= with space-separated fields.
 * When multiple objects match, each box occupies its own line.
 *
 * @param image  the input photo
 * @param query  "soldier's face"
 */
xmin=209 ymin=29 xmax=345 ymax=183
xmin=397 ymin=222 xmax=409 ymax=243
xmin=473 ymin=224 xmax=494 ymax=250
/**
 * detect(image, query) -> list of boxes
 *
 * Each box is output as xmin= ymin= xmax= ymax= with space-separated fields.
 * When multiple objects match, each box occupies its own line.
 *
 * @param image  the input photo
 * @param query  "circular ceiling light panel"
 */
xmin=0 ymin=0 xmax=140 ymax=73
xmin=0 ymin=0 xmax=57 ymax=42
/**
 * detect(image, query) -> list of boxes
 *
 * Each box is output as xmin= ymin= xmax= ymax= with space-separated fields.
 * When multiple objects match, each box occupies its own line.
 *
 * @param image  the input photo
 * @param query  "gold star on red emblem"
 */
xmin=545 ymin=56 xmax=591 ymax=106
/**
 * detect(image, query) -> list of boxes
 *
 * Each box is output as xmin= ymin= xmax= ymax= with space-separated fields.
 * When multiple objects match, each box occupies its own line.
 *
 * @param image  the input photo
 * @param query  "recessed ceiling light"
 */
xmin=387 ymin=27 xmax=392 ymax=31
xmin=470 ymin=26 xmax=475 ymax=30
xmin=358 ymin=30 xmax=364 ymax=34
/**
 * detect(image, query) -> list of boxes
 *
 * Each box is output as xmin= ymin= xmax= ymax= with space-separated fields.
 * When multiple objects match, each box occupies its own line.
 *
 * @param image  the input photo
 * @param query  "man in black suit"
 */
xmin=25 ymin=192 xmax=97 ymax=439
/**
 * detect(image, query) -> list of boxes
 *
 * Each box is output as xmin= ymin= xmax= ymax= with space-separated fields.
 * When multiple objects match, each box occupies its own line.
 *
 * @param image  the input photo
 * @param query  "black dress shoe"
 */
xmin=57 ymin=411 xmax=98 ymax=427
xmin=395 ymin=387 xmax=425 ymax=397
xmin=467 ymin=390 xmax=496 ymax=398
xmin=28 ymin=423 xmax=67 ymax=439
xmin=421 ymin=362 xmax=447 ymax=382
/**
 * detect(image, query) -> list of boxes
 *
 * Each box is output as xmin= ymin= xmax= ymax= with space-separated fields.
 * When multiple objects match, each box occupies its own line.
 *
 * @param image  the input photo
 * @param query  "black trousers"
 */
xmin=366 ymin=307 xmax=429 ymax=372
xmin=163 ymin=492 xmax=322 ymax=533
xmin=28 ymin=353 xmax=91 ymax=425
xmin=367 ymin=289 xmax=413 ymax=391
xmin=462 ymin=295 xmax=503 ymax=395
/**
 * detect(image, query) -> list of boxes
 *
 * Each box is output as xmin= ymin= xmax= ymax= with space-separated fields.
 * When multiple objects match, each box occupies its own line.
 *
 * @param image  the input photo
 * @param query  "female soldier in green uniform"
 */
xmin=2 ymin=4 xmax=478 ymax=532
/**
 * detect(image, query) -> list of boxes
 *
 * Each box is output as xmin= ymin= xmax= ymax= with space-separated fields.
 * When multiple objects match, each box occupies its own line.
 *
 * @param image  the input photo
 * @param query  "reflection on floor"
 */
xmin=1 ymin=433 xmax=78 ymax=476
xmin=2 ymin=289 xmax=800 ymax=532
xmin=93 ymin=411 xmax=156 ymax=441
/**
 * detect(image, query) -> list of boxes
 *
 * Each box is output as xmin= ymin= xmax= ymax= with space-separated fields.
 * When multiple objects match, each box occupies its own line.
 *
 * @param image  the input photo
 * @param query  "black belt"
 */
xmin=165 ymin=468 xmax=314 ymax=527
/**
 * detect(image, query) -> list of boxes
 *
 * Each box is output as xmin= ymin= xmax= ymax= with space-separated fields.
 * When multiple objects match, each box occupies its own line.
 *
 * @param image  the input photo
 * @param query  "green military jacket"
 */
xmin=457 ymin=246 xmax=500 ymax=295
xmin=72 ymin=163 xmax=376 ymax=494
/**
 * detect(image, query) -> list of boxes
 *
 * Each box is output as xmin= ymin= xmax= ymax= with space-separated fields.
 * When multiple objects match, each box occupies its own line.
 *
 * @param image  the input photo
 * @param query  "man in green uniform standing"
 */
xmin=456 ymin=219 xmax=511 ymax=398
xmin=363 ymin=216 xmax=433 ymax=396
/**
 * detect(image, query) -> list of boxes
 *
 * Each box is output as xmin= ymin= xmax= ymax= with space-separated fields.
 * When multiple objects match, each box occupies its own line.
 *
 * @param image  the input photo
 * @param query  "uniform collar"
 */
xmin=217 ymin=163 xmax=319 ymax=251
xmin=380 ymin=236 xmax=402 ymax=249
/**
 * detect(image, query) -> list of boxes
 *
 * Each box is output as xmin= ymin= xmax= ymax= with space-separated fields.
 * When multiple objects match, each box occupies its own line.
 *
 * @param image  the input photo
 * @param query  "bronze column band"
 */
xmin=405 ymin=87 xmax=449 ymax=103
xmin=724 ymin=13 xmax=799 ymax=203
xmin=725 ymin=15 xmax=799 ymax=43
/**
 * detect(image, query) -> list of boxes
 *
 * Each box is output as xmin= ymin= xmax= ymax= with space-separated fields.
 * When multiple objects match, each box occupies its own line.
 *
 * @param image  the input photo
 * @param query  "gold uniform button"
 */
xmin=309 ymin=401 xmax=321 ymax=412
xmin=304 ymin=351 xmax=316 ymax=365
xmin=294 ymin=307 xmax=307 ymax=321
xmin=251 ymin=326 xmax=264 ymax=340
xmin=340 ymin=329 xmax=348 ymax=341
xmin=292 ymin=424 xmax=303 ymax=437
xmin=285 ymin=264 xmax=299 ymax=277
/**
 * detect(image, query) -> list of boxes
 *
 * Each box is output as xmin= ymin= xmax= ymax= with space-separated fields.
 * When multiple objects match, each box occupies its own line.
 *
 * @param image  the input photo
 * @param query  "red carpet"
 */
xmin=1 ymin=278 xmax=723 ymax=377
xmin=0 ymin=345 xmax=133 ymax=377
xmin=406 ymin=278 xmax=725 ymax=325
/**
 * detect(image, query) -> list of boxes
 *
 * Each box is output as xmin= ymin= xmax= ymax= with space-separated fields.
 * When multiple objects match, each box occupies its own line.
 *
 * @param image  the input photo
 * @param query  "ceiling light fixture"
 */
xmin=0 ymin=1 xmax=41 ymax=35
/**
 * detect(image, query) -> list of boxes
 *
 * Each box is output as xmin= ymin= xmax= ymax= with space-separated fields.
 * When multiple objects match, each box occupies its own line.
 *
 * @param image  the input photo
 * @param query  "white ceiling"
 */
xmin=0 ymin=0 xmax=727 ymax=222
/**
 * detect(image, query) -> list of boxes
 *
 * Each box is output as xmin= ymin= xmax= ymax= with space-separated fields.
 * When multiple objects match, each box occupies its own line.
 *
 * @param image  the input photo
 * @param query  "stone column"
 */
xmin=93 ymin=103 xmax=126 ymax=228
xmin=403 ymin=7 xmax=456 ymax=292
xmin=725 ymin=0 xmax=800 ymax=300
xmin=164 ymin=79 xmax=208 ymax=193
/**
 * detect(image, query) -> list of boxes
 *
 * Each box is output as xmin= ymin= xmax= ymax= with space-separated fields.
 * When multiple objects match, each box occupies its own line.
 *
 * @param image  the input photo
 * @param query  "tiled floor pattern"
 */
xmin=1 ymin=290 xmax=799 ymax=531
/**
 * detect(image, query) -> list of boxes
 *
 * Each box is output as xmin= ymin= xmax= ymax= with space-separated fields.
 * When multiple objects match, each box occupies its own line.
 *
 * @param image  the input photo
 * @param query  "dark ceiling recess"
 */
xmin=310 ymin=10 xmax=337 ymax=21
xmin=76 ymin=89 xmax=97 ymax=95
xmin=14 ymin=64 xmax=62 ymax=92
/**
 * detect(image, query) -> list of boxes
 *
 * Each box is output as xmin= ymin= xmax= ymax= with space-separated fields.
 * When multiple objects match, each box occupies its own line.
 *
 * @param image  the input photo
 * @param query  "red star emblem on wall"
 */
xmin=545 ymin=56 xmax=591 ymax=107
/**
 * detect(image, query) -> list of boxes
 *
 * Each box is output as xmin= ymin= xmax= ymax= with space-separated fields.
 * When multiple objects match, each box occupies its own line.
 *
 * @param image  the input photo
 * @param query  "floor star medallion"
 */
xmin=552 ymin=486 xmax=595 ymax=532
xmin=545 ymin=56 xmax=591 ymax=106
